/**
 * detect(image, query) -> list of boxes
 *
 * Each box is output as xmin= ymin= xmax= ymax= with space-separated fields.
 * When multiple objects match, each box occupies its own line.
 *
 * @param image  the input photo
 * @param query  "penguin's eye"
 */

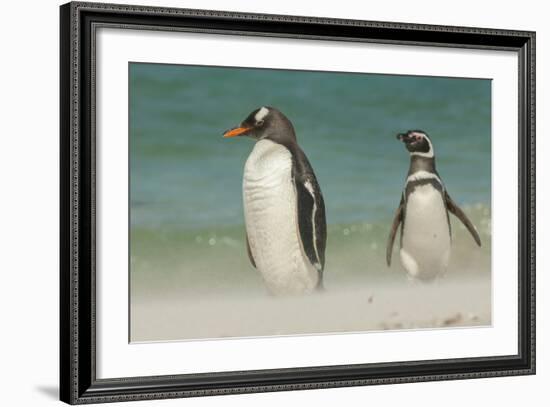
xmin=256 ymin=120 xmax=264 ymax=127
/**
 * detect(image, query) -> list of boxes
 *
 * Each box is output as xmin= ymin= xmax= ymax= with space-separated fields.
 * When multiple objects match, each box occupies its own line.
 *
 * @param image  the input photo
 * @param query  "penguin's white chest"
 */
xmin=401 ymin=183 xmax=451 ymax=280
xmin=243 ymin=139 xmax=318 ymax=295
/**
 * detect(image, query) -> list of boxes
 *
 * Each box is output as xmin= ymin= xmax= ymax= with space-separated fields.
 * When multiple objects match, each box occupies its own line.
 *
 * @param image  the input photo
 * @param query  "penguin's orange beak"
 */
xmin=223 ymin=126 xmax=251 ymax=138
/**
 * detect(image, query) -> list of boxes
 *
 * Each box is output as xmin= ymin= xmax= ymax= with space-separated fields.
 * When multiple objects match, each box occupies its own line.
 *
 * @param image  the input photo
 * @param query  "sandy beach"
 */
xmin=131 ymin=274 xmax=491 ymax=342
xmin=130 ymin=207 xmax=491 ymax=343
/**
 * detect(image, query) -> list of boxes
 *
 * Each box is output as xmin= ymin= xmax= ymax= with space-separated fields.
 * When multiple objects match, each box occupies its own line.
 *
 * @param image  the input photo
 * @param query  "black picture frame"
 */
xmin=60 ymin=1 xmax=536 ymax=404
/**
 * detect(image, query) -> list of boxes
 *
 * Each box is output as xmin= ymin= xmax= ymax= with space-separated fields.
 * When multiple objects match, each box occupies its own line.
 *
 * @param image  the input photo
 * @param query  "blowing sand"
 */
xmin=131 ymin=275 xmax=491 ymax=342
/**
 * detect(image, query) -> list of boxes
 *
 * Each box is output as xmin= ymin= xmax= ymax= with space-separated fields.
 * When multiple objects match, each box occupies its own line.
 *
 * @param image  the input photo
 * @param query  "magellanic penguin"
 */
xmin=223 ymin=107 xmax=327 ymax=295
xmin=386 ymin=130 xmax=481 ymax=281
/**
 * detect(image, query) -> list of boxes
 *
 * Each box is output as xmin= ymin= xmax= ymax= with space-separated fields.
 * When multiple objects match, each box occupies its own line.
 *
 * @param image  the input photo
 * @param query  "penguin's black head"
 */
xmin=397 ymin=130 xmax=434 ymax=157
xmin=223 ymin=106 xmax=296 ymax=143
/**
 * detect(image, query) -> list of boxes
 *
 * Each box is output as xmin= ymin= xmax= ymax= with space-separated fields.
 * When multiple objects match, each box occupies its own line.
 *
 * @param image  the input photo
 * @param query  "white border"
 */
xmin=96 ymin=28 xmax=518 ymax=379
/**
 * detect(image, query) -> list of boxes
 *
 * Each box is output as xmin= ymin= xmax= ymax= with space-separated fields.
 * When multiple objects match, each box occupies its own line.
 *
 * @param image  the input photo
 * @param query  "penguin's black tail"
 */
xmin=316 ymin=277 xmax=326 ymax=293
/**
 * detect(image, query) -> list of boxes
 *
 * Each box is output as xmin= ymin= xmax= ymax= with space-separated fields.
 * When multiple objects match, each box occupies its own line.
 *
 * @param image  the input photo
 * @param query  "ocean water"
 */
xmin=129 ymin=63 xmax=492 ymax=340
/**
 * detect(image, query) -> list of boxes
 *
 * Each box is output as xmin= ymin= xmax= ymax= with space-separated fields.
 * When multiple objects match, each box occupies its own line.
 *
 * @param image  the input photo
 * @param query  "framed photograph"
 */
xmin=60 ymin=1 xmax=536 ymax=404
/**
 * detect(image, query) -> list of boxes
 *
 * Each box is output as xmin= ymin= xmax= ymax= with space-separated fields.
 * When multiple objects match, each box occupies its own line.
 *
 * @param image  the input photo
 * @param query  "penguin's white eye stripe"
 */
xmin=254 ymin=106 xmax=269 ymax=122
xmin=409 ymin=133 xmax=434 ymax=158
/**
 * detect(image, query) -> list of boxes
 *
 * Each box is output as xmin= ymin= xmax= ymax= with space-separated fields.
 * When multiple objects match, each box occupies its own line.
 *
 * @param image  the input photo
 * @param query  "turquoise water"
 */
xmin=129 ymin=63 xmax=491 ymax=295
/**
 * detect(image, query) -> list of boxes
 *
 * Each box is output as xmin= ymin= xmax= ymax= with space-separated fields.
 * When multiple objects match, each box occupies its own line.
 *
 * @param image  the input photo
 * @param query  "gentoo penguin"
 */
xmin=386 ymin=130 xmax=481 ymax=280
xmin=223 ymin=106 xmax=327 ymax=295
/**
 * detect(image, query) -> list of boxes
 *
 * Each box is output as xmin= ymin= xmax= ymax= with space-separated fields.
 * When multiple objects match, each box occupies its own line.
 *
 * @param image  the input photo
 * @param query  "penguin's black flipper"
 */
xmin=245 ymin=232 xmax=256 ymax=268
xmin=294 ymin=172 xmax=327 ymax=273
xmin=386 ymin=195 xmax=404 ymax=267
xmin=290 ymin=145 xmax=326 ymax=290
xmin=445 ymin=191 xmax=482 ymax=246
